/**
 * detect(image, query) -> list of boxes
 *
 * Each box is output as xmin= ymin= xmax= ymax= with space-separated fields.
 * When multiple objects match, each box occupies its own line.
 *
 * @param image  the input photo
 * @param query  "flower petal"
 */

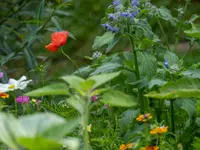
xmin=0 ymin=84 xmax=10 ymax=92
xmin=51 ymin=31 xmax=68 ymax=46
xmin=18 ymin=80 xmax=32 ymax=90
xmin=45 ymin=43 xmax=59 ymax=52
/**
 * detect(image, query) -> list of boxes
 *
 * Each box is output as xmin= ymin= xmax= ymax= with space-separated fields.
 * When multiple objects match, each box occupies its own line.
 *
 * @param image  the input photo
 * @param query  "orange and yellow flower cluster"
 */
xmin=0 ymin=92 xmax=9 ymax=98
xmin=120 ymin=143 xmax=134 ymax=150
xmin=141 ymin=146 xmax=159 ymax=150
xmin=136 ymin=113 xmax=152 ymax=122
xmin=150 ymin=126 xmax=168 ymax=135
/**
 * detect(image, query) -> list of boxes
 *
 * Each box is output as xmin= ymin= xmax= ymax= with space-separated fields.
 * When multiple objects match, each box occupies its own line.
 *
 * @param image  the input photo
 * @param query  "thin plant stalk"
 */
xmin=129 ymin=36 xmax=145 ymax=112
xmin=174 ymin=0 xmax=190 ymax=52
xmin=14 ymin=95 xmax=18 ymax=116
xmin=170 ymin=100 xmax=175 ymax=133
xmin=61 ymin=47 xmax=81 ymax=76
xmin=83 ymin=96 xmax=90 ymax=150
xmin=157 ymin=18 xmax=171 ymax=51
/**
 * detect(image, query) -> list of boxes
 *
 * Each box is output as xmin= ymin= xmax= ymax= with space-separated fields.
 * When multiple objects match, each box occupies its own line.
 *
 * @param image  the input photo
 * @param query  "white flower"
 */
xmin=0 ymin=76 xmax=32 ymax=92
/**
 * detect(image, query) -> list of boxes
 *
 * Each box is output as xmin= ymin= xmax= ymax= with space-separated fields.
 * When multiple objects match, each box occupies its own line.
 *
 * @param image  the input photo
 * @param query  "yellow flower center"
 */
xmin=9 ymin=84 xmax=15 ymax=89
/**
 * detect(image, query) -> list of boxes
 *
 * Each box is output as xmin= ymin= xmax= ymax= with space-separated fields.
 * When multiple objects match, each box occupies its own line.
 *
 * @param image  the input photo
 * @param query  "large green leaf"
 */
xmin=90 ymin=63 xmax=121 ymax=76
xmin=145 ymin=78 xmax=200 ymax=99
xmin=138 ymin=51 xmax=157 ymax=79
xmin=101 ymin=89 xmax=137 ymax=107
xmin=61 ymin=75 xmax=85 ymax=93
xmin=25 ymin=83 xmax=69 ymax=96
xmin=158 ymin=6 xmax=177 ymax=26
xmin=18 ymin=137 xmax=61 ymax=150
xmin=88 ymin=71 xmax=121 ymax=89
xmin=0 ymin=113 xmax=79 ymax=149
xmin=184 ymin=23 xmax=200 ymax=39
xmin=92 ymin=32 xmax=115 ymax=50
xmin=164 ymin=50 xmax=179 ymax=67
xmin=67 ymin=95 xmax=85 ymax=114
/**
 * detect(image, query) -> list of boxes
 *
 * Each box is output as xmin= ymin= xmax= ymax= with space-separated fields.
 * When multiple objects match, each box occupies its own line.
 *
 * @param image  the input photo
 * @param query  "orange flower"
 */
xmin=120 ymin=144 xmax=127 ymax=150
xmin=0 ymin=93 xmax=9 ymax=98
xmin=120 ymin=143 xmax=134 ymax=150
xmin=45 ymin=31 xmax=68 ymax=52
xmin=150 ymin=126 xmax=168 ymax=135
xmin=141 ymin=146 xmax=159 ymax=150
xmin=136 ymin=113 xmax=152 ymax=122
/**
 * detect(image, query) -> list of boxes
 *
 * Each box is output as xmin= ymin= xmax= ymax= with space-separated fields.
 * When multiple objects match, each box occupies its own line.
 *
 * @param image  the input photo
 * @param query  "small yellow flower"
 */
xmin=141 ymin=146 xmax=159 ymax=150
xmin=150 ymin=126 xmax=168 ymax=135
xmin=136 ymin=113 xmax=152 ymax=122
xmin=87 ymin=124 xmax=92 ymax=132
xmin=0 ymin=93 xmax=9 ymax=98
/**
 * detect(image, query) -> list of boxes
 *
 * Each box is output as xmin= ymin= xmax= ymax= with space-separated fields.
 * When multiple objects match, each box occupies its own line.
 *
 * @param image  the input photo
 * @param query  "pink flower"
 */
xmin=16 ymin=96 xmax=30 ymax=104
xmin=91 ymin=95 xmax=98 ymax=102
xmin=0 ymin=72 xmax=4 ymax=78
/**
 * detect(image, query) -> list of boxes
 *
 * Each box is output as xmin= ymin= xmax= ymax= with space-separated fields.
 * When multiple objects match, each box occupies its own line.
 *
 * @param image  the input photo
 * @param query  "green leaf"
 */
xmin=101 ymin=90 xmax=137 ymax=107
xmin=18 ymin=137 xmax=61 ymax=150
xmin=37 ymin=0 xmax=45 ymax=26
xmin=158 ymin=6 xmax=177 ymax=26
xmin=139 ymin=38 xmax=154 ymax=50
xmin=92 ymin=32 xmax=115 ymax=50
xmin=182 ymin=69 xmax=200 ymax=78
xmin=25 ymin=83 xmax=69 ymax=96
xmin=128 ymin=78 xmax=148 ymax=89
xmin=145 ymin=78 xmax=200 ymax=99
xmin=51 ymin=17 xmax=62 ymax=31
xmin=67 ymin=95 xmax=84 ymax=114
xmin=106 ymin=35 xmax=121 ymax=53
xmin=24 ymin=48 xmax=37 ymax=70
xmin=138 ymin=51 xmax=157 ymax=79
xmin=184 ymin=23 xmax=200 ymax=39
xmin=61 ymin=75 xmax=85 ymax=93
xmin=148 ymin=79 xmax=167 ymax=89
xmin=164 ymin=50 xmax=179 ymax=66
xmin=88 ymin=71 xmax=121 ymax=89
xmin=90 ymin=63 xmax=121 ymax=76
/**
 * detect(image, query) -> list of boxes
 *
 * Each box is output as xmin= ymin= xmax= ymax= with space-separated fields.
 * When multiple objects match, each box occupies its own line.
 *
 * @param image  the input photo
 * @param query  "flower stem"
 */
xmin=83 ymin=96 xmax=90 ymax=150
xmin=174 ymin=0 xmax=190 ymax=52
xmin=170 ymin=100 xmax=175 ymax=133
xmin=157 ymin=18 xmax=171 ymax=51
xmin=129 ymin=36 xmax=144 ymax=113
xmin=61 ymin=47 xmax=81 ymax=76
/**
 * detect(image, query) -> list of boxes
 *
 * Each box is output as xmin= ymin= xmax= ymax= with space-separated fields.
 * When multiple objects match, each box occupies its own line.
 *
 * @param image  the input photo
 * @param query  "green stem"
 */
xmin=129 ymin=36 xmax=144 ymax=113
xmin=157 ymin=18 xmax=171 ymax=51
xmin=181 ymin=41 xmax=194 ymax=60
xmin=170 ymin=100 xmax=175 ymax=133
xmin=61 ymin=48 xmax=81 ymax=76
xmin=174 ymin=0 xmax=190 ymax=52
xmin=83 ymin=96 xmax=90 ymax=150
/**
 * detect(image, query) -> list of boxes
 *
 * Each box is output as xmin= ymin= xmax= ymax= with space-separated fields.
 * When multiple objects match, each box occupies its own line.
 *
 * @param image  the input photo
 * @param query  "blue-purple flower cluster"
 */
xmin=101 ymin=23 xmax=119 ymax=33
xmin=120 ymin=10 xmax=139 ymax=19
xmin=113 ymin=0 xmax=120 ymax=7
xmin=131 ymin=0 xmax=139 ymax=7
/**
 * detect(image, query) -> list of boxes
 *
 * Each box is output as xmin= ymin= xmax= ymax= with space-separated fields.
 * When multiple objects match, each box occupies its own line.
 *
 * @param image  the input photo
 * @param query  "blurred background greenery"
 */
xmin=0 ymin=0 xmax=200 ymax=80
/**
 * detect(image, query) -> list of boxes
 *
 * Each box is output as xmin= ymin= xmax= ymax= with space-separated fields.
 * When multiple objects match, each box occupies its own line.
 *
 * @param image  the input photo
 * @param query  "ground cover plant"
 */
xmin=0 ymin=0 xmax=200 ymax=149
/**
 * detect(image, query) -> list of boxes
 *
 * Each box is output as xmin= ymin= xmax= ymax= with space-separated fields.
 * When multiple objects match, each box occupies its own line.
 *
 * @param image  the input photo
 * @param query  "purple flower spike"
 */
xmin=16 ymin=96 xmax=30 ymax=104
xmin=0 ymin=72 xmax=4 ymax=78
xmin=164 ymin=59 xmax=169 ymax=69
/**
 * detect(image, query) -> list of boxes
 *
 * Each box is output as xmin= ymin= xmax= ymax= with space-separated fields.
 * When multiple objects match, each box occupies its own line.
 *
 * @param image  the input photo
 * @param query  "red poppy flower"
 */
xmin=45 ymin=43 xmax=59 ymax=52
xmin=45 ymin=31 xmax=69 ymax=52
xmin=52 ymin=31 xmax=68 ymax=46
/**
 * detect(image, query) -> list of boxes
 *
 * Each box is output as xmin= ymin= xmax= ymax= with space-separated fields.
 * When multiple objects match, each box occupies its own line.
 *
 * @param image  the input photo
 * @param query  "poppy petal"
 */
xmin=51 ymin=31 xmax=68 ymax=46
xmin=45 ymin=43 xmax=59 ymax=52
